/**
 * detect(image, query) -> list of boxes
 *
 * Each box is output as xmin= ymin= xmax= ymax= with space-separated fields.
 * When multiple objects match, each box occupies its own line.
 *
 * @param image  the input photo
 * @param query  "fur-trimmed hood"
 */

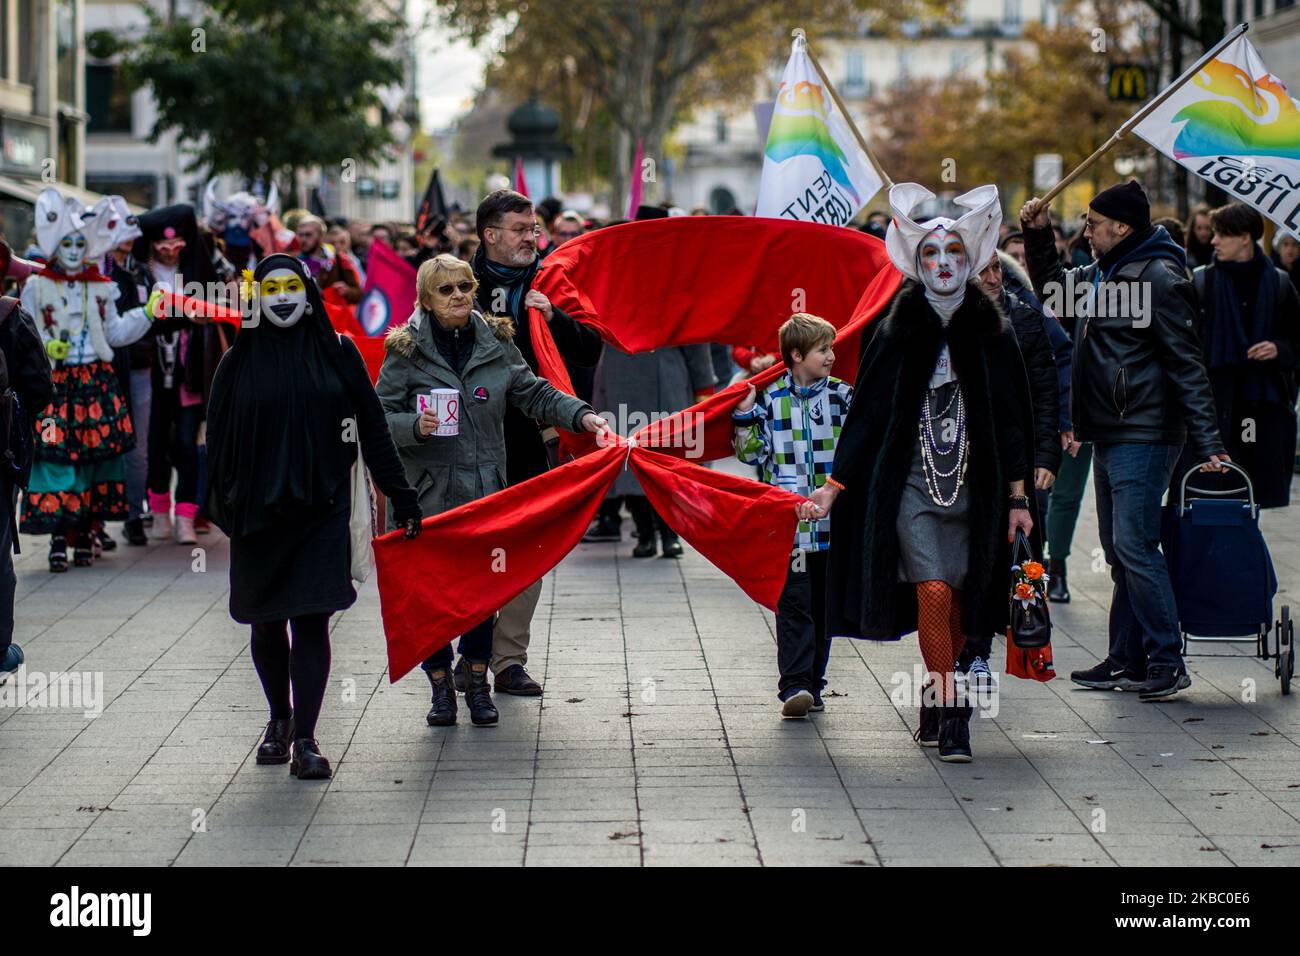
xmin=874 ymin=278 xmax=1011 ymax=346
xmin=384 ymin=308 xmax=516 ymax=358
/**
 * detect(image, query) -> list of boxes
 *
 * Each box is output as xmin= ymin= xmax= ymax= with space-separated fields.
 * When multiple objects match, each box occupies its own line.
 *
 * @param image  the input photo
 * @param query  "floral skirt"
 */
xmin=20 ymin=361 xmax=134 ymax=534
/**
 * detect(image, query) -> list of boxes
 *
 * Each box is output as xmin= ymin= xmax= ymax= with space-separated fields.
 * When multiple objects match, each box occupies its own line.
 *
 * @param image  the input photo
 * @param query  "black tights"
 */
xmin=250 ymin=614 xmax=331 ymax=739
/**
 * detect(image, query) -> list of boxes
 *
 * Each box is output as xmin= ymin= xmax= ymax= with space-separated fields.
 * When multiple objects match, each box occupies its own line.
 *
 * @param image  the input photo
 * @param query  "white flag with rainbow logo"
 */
xmin=756 ymin=36 xmax=883 ymax=224
xmin=1134 ymin=34 xmax=1300 ymax=230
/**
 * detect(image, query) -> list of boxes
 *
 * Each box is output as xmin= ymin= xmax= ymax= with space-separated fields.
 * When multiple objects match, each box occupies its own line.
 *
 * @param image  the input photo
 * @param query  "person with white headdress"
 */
xmin=19 ymin=188 xmax=156 ymax=571
xmin=807 ymin=183 xmax=1040 ymax=764
xmin=92 ymin=196 xmax=155 ymax=547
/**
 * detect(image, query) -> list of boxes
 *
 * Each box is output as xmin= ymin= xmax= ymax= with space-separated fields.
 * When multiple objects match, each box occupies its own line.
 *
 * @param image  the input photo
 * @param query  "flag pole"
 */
xmin=1032 ymin=22 xmax=1249 ymax=215
xmin=794 ymin=28 xmax=894 ymax=189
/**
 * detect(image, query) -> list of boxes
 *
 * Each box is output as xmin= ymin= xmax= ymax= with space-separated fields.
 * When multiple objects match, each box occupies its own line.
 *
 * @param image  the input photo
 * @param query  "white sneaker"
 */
xmin=149 ymin=513 xmax=173 ymax=541
xmin=174 ymin=516 xmax=197 ymax=545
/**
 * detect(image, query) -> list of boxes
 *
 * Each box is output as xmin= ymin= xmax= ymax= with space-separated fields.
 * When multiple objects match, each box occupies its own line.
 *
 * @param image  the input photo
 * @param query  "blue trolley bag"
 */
xmin=1160 ymin=461 xmax=1277 ymax=638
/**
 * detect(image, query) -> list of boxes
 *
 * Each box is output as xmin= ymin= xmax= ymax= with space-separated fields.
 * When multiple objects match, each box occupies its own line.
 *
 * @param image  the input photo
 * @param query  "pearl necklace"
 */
xmin=919 ymin=386 xmax=968 ymax=507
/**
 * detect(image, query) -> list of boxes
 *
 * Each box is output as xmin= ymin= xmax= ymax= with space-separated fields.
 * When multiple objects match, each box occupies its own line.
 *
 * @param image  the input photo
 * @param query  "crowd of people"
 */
xmin=0 ymin=172 xmax=1296 ymax=775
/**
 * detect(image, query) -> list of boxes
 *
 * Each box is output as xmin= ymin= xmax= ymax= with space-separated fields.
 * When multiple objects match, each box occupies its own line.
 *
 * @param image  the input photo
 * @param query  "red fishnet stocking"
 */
xmin=916 ymin=580 xmax=967 ymax=703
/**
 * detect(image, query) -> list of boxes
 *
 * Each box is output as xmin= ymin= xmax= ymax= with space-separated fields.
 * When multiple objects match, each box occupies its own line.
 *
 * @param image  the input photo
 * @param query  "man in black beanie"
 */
xmin=1019 ymin=181 xmax=1227 ymax=701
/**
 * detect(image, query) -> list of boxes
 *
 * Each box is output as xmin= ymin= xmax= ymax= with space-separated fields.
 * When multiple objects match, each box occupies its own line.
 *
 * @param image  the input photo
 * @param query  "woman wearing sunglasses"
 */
xmin=377 ymin=253 xmax=608 ymax=728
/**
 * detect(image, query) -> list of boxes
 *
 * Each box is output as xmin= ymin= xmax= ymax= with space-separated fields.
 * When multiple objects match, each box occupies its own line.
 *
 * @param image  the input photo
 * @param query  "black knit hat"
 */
xmin=1089 ymin=180 xmax=1150 ymax=231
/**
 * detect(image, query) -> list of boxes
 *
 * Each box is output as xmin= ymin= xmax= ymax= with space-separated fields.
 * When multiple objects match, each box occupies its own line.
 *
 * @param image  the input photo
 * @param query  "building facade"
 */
xmin=1 ymin=0 xmax=90 ymax=247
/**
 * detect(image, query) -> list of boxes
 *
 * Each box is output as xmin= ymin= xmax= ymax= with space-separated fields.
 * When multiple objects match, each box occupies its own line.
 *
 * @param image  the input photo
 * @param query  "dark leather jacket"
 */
xmin=1023 ymin=224 xmax=1224 ymax=458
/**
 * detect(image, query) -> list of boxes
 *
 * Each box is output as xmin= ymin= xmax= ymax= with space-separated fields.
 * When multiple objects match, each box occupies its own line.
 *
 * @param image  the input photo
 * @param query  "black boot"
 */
xmin=289 ymin=738 xmax=332 ymax=779
xmin=96 ymin=527 xmax=117 ymax=552
xmin=426 ymin=668 xmax=458 ymax=726
xmin=122 ymin=519 xmax=148 ymax=546
xmin=913 ymin=700 xmax=940 ymax=748
xmin=256 ymin=716 xmax=294 ymax=765
xmin=658 ymin=524 xmax=683 ymax=559
xmin=1047 ymin=558 xmax=1070 ymax=603
xmin=48 ymin=535 xmax=68 ymax=573
xmin=451 ymin=657 xmax=468 ymax=693
xmin=938 ymin=703 xmax=973 ymax=763
xmin=463 ymin=660 xmax=499 ymax=726
xmin=628 ymin=496 xmax=658 ymax=557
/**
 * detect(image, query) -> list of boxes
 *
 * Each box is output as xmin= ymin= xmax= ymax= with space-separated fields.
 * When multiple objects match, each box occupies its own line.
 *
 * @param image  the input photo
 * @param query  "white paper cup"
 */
xmin=431 ymin=388 xmax=461 ymax=436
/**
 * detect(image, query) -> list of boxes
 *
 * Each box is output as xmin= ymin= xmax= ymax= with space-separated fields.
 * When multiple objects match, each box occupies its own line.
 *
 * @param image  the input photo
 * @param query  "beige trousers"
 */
xmin=491 ymin=579 xmax=542 ymax=675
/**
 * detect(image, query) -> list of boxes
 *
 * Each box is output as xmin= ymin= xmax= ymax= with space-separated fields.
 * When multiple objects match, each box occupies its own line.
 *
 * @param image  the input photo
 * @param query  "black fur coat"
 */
xmin=826 ymin=279 xmax=1042 ymax=641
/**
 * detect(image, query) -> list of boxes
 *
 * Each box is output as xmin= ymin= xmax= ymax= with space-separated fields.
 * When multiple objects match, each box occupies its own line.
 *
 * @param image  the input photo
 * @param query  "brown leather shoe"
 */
xmin=494 ymin=664 xmax=542 ymax=696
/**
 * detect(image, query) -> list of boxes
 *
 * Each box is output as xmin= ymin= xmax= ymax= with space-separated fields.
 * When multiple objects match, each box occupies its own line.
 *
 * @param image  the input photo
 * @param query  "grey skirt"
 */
xmin=896 ymin=430 xmax=971 ymax=589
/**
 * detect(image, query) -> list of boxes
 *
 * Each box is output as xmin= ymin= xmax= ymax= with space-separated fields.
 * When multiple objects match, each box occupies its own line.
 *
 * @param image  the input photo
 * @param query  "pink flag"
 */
xmin=625 ymin=138 xmax=644 ymax=219
xmin=512 ymin=156 xmax=529 ymax=198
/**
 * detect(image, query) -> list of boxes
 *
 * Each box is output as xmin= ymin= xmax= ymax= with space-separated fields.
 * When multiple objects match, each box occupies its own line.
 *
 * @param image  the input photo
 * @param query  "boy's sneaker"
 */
xmin=810 ymin=689 xmax=825 ymax=713
xmin=780 ymin=688 xmax=815 ymax=719
xmin=1071 ymin=658 xmax=1146 ymax=691
xmin=1138 ymin=665 xmax=1191 ymax=701
xmin=967 ymin=656 xmax=994 ymax=696
xmin=0 ymin=643 xmax=22 ymax=685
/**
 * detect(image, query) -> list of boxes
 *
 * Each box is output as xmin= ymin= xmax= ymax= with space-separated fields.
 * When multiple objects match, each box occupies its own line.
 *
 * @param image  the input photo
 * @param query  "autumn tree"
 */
xmin=437 ymin=0 xmax=942 ymax=211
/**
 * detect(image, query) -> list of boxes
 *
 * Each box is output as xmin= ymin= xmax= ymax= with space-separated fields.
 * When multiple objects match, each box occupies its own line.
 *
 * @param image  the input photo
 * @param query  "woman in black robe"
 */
xmin=809 ymin=184 xmax=1040 ymax=763
xmin=206 ymin=254 xmax=422 ymax=779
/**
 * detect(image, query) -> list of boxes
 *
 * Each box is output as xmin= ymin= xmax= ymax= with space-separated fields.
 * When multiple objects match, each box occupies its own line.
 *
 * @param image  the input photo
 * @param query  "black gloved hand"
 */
xmin=393 ymin=500 xmax=422 ymax=539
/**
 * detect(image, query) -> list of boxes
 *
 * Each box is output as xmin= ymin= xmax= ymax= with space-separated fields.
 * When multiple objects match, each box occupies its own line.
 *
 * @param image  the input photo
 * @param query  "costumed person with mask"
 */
xmin=810 ymin=184 xmax=1039 ymax=764
xmin=133 ymin=205 xmax=229 ymax=545
xmin=206 ymin=254 xmax=423 ymax=780
xmin=93 ymin=197 xmax=153 ymax=547
xmin=19 ymin=188 xmax=156 ymax=571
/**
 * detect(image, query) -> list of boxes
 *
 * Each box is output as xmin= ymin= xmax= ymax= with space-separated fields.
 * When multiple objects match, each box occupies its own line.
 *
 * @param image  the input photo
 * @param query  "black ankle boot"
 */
xmin=289 ymin=738 xmax=332 ymax=779
xmin=938 ymin=703 xmax=973 ymax=763
xmin=632 ymin=534 xmax=657 ymax=558
xmin=256 ymin=716 xmax=294 ymax=764
xmin=659 ymin=527 xmax=683 ymax=558
xmin=48 ymin=535 xmax=68 ymax=573
xmin=123 ymin=519 xmax=147 ymax=547
xmin=1047 ymin=558 xmax=1070 ymax=603
xmin=463 ymin=660 xmax=499 ymax=726
xmin=913 ymin=700 xmax=940 ymax=748
xmin=426 ymin=668 xmax=458 ymax=726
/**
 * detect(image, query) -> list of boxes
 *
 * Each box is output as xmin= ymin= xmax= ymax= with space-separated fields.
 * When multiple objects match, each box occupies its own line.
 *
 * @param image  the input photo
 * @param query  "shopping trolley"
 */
xmin=1160 ymin=461 xmax=1293 ymax=695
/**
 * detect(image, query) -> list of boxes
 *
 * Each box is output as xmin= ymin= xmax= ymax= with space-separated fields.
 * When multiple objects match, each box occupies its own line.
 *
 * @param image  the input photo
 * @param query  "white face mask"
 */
xmin=258 ymin=267 xmax=309 ymax=328
xmin=57 ymin=231 xmax=88 ymax=273
xmin=917 ymin=226 xmax=969 ymax=296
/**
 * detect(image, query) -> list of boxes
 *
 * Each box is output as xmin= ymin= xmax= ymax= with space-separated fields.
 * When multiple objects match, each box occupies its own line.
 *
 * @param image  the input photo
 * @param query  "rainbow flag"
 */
xmin=756 ymin=35 xmax=883 ymax=224
xmin=1134 ymin=34 xmax=1300 ymax=231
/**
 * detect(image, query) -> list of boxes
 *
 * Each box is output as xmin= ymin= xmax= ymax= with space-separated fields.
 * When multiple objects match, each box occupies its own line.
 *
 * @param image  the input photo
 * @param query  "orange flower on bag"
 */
xmin=1015 ymin=582 xmax=1035 ymax=601
xmin=1022 ymin=561 xmax=1044 ymax=580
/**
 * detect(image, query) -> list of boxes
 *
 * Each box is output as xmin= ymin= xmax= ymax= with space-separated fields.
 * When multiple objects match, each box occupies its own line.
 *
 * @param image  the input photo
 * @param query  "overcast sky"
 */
xmin=410 ymin=0 xmax=497 ymax=132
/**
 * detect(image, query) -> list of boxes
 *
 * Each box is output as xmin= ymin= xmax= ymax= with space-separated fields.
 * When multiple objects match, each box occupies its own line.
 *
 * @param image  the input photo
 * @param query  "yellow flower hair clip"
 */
xmin=239 ymin=268 xmax=258 ymax=303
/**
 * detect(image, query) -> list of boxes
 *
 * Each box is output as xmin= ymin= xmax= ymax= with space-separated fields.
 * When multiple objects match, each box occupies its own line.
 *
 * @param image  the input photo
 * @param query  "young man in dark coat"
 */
xmin=1181 ymin=202 xmax=1299 ymax=509
xmin=466 ymin=190 xmax=604 ymax=696
xmin=1021 ymin=181 xmax=1229 ymax=700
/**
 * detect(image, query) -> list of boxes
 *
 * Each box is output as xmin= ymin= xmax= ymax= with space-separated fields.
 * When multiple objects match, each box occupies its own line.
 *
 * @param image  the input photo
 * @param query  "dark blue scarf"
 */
xmin=1207 ymin=249 xmax=1279 ymax=404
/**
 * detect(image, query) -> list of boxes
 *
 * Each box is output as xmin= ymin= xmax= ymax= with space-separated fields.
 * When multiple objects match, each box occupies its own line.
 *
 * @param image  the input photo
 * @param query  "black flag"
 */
xmin=309 ymin=187 xmax=328 ymax=219
xmin=415 ymin=168 xmax=448 ymax=236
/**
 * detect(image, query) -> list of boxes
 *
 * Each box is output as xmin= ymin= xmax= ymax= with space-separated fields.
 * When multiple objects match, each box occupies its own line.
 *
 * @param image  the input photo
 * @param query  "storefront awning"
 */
xmin=0 ymin=174 xmax=146 ymax=212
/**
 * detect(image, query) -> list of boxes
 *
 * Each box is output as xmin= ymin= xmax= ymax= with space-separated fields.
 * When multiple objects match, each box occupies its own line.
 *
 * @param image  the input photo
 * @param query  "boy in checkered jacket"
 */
xmin=733 ymin=313 xmax=853 ymax=718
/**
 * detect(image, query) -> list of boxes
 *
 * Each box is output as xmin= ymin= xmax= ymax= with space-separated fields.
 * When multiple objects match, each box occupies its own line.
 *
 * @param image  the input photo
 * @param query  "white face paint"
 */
xmin=917 ymin=226 xmax=969 ymax=296
xmin=57 ymin=231 xmax=88 ymax=273
xmin=258 ymin=267 xmax=309 ymax=328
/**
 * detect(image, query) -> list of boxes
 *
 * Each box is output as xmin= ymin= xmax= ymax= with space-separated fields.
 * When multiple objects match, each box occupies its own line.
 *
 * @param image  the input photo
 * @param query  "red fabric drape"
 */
xmin=376 ymin=217 xmax=903 ymax=681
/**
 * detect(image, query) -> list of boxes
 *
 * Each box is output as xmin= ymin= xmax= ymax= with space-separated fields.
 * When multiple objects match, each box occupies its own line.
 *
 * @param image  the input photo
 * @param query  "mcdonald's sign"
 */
xmin=1108 ymin=64 xmax=1150 ymax=102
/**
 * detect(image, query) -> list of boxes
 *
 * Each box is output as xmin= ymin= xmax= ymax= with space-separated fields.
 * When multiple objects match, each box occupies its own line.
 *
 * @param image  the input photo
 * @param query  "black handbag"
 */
xmin=1008 ymin=529 xmax=1051 ymax=649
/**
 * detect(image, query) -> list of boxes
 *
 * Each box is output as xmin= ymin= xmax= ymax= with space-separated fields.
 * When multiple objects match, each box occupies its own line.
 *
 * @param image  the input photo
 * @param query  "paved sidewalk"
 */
xmin=2 ymin=465 xmax=1299 ymax=867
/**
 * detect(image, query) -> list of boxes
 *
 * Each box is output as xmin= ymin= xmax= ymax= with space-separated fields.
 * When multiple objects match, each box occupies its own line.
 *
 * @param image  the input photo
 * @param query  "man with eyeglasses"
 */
xmin=551 ymin=211 xmax=587 ymax=247
xmin=461 ymin=189 xmax=604 ymax=698
xmin=1020 ymin=180 xmax=1227 ymax=701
